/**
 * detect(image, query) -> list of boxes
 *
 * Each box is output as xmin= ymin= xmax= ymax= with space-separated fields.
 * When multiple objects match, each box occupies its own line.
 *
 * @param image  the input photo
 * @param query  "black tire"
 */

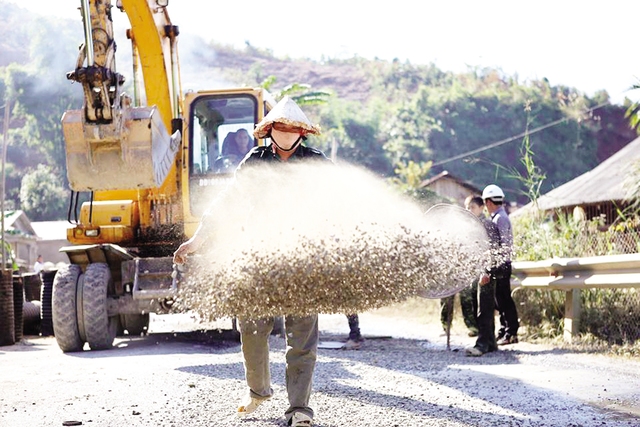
xmin=83 ymin=263 xmax=118 ymax=350
xmin=120 ymin=313 xmax=150 ymax=336
xmin=22 ymin=300 xmax=42 ymax=335
xmin=52 ymin=265 xmax=85 ymax=352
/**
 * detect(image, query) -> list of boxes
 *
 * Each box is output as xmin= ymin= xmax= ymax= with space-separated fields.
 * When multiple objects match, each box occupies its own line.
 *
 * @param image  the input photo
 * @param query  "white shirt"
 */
xmin=34 ymin=261 xmax=44 ymax=273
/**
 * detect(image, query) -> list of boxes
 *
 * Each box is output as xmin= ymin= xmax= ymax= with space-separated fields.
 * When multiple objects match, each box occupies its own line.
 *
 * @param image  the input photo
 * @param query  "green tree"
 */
xmin=625 ymin=79 xmax=640 ymax=134
xmin=19 ymin=164 xmax=68 ymax=221
xmin=381 ymin=87 xmax=437 ymax=167
xmin=3 ymin=63 xmax=79 ymax=175
xmin=387 ymin=160 xmax=441 ymax=207
xmin=422 ymin=71 xmax=605 ymax=204
xmin=260 ymin=76 xmax=332 ymax=106
xmin=314 ymin=98 xmax=392 ymax=174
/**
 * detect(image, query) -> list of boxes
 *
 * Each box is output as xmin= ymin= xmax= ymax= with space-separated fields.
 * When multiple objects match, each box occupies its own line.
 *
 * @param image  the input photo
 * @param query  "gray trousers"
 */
xmin=239 ymin=315 xmax=318 ymax=421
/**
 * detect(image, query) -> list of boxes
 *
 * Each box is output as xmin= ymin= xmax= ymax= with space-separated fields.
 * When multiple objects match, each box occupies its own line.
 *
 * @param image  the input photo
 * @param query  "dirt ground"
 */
xmin=1 ymin=299 xmax=639 ymax=427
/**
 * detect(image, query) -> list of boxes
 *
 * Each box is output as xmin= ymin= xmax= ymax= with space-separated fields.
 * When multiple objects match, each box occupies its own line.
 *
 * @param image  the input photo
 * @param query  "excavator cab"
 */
xmin=191 ymin=96 xmax=255 ymax=175
xmin=183 ymin=89 xmax=274 ymax=222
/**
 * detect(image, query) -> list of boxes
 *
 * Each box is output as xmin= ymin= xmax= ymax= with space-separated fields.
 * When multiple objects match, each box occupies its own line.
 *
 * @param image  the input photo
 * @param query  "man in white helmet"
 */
xmin=481 ymin=184 xmax=519 ymax=345
xmin=173 ymin=96 xmax=329 ymax=427
xmin=464 ymin=195 xmax=499 ymax=357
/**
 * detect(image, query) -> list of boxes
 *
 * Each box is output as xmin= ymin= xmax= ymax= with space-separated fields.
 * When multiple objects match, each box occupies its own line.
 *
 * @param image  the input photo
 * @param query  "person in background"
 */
xmin=173 ymin=96 xmax=324 ymax=427
xmin=344 ymin=314 xmax=364 ymax=349
xmin=465 ymin=196 xmax=500 ymax=356
xmin=222 ymin=128 xmax=255 ymax=159
xmin=439 ymin=195 xmax=480 ymax=338
xmin=482 ymin=184 xmax=519 ymax=345
xmin=439 ymin=287 xmax=478 ymax=338
xmin=34 ymin=255 xmax=45 ymax=274
xmin=213 ymin=129 xmax=256 ymax=173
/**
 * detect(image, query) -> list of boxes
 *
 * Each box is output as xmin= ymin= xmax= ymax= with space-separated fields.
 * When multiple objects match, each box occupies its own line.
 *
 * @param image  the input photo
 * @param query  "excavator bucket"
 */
xmin=61 ymin=106 xmax=180 ymax=191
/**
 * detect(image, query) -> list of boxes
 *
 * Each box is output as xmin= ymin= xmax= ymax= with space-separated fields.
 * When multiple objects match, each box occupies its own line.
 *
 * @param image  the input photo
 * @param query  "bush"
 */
xmin=512 ymin=211 xmax=640 ymax=352
xmin=19 ymin=164 xmax=67 ymax=221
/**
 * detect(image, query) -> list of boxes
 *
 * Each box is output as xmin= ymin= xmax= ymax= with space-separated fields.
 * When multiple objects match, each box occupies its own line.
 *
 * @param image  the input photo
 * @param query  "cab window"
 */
xmin=189 ymin=94 xmax=258 ymax=216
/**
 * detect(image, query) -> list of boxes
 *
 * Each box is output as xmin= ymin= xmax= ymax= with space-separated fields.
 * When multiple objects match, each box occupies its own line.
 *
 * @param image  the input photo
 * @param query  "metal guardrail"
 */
xmin=511 ymin=253 xmax=640 ymax=341
xmin=512 ymin=253 xmax=640 ymax=289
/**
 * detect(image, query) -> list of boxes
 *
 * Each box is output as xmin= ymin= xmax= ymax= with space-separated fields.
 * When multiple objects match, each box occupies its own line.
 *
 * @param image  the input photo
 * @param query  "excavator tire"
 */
xmin=52 ymin=265 xmax=85 ymax=352
xmin=120 ymin=313 xmax=150 ymax=336
xmin=82 ymin=263 xmax=118 ymax=350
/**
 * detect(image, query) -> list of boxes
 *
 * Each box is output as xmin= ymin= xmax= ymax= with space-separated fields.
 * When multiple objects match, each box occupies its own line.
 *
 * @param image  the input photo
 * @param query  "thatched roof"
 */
xmin=515 ymin=135 xmax=640 ymax=215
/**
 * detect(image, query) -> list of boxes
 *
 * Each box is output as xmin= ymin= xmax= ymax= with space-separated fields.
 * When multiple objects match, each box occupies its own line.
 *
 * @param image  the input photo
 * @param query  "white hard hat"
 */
xmin=482 ymin=184 xmax=505 ymax=201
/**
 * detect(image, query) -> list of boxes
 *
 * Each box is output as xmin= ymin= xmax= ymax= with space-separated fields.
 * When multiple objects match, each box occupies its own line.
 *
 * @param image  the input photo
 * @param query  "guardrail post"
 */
xmin=563 ymin=289 xmax=581 ymax=342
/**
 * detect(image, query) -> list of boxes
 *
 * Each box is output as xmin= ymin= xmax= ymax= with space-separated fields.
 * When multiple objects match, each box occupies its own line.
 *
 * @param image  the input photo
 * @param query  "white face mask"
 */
xmin=271 ymin=128 xmax=302 ymax=151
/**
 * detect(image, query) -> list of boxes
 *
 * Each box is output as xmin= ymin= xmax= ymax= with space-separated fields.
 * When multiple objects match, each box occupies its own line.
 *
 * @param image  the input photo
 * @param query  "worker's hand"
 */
xmin=172 ymin=243 xmax=192 ymax=265
xmin=479 ymin=273 xmax=491 ymax=286
xmin=173 ymin=228 xmax=207 ymax=265
xmin=173 ymin=235 xmax=203 ymax=265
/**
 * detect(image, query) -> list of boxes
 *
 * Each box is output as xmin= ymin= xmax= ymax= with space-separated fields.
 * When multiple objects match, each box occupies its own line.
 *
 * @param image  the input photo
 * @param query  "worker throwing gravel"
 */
xmin=173 ymin=96 xmax=326 ymax=427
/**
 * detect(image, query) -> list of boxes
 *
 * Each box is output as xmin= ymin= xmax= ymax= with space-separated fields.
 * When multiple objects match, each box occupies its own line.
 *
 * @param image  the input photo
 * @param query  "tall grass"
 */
xmin=509 ymin=113 xmax=640 ymax=355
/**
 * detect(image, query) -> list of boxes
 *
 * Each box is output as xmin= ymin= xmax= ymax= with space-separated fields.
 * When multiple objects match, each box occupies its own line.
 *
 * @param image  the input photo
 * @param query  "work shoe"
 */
xmin=497 ymin=335 xmax=518 ymax=345
xmin=465 ymin=346 xmax=484 ymax=357
xmin=343 ymin=338 xmax=363 ymax=350
xmin=289 ymin=412 xmax=312 ymax=427
xmin=237 ymin=395 xmax=270 ymax=418
xmin=467 ymin=329 xmax=479 ymax=337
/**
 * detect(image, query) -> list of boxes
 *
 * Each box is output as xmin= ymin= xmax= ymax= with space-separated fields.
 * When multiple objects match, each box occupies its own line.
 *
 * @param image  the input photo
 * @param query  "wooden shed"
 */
xmin=419 ymin=170 xmax=482 ymax=206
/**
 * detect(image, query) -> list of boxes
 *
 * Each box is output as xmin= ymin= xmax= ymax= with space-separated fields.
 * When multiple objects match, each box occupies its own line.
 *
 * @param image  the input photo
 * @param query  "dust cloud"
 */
xmin=176 ymin=162 xmax=490 ymax=320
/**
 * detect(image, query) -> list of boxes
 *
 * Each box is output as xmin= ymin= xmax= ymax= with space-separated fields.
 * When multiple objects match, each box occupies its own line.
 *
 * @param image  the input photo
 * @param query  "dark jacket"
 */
xmin=483 ymin=214 xmax=511 ymax=279
xmin=237 ymin=144 xmax=329 ymax=170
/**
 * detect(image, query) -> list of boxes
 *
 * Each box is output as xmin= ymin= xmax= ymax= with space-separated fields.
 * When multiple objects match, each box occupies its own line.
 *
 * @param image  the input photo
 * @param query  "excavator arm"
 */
xmin=61 ymin=0 xmax=185 ymax=253
xmin=66 ymin=0 xmax=122 ymax=123
xmin=62 ymin=0 xmax=181 ymax=193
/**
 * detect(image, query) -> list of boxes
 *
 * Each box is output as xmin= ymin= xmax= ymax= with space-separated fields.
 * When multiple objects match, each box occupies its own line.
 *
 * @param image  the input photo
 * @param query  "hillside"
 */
xmin=1 ymin=0 xmax=638 ymax=216
xmin=186 ymin=43 xmax=373 ymax=103
xmin=0 ymin=4 xmax=29 ymax=66
xmin=199 ymin=43 xmax=636 ymax=152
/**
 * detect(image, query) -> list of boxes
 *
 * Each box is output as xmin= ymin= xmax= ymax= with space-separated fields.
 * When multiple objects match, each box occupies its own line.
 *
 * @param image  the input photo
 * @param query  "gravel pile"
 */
xmin=176 ymin=163 xmax=490 ymax=320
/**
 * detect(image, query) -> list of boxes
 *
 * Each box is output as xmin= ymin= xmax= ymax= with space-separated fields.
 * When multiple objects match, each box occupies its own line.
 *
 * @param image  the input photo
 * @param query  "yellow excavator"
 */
xmin=52 ymin=0 xmax=274 ymax=351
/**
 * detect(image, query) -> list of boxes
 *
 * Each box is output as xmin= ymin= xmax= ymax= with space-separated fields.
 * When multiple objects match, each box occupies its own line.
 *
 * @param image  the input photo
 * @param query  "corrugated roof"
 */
xmin=521 ymin=135 xmax=640 ymax=212
xmin=3 ymin=210 xmax=37 ymax=237
xmin=31 ymin=221 xmax=73 ymax=241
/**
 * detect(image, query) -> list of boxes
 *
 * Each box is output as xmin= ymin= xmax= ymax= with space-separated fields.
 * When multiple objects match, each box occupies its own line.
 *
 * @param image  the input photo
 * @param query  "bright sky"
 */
xmin=7 ymin=0 xmax=640 ymax=105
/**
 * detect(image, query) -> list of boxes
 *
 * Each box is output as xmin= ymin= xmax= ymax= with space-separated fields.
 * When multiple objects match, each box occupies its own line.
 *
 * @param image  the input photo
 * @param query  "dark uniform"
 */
xmin=472 ymin=216 xmax=500 ymax=353
xmin=490 ymin=205 xmax=519 ymax=343
xmin=239 ymin=144 xmax=328 ymax=167
xmin=440 ymin=286 xmax=478 ymax=336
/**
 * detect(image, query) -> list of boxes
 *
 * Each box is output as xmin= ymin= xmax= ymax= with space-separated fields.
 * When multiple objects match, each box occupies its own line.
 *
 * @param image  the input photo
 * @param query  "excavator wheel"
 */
xmin=82 ymin=263 xmax=119 ymax=350
xmin=52 ymin=264 xmax=85 ymax=352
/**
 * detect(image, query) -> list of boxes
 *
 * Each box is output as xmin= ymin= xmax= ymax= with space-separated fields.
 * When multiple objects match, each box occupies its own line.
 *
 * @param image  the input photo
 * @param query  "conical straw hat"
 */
xmin=253 ymin=96 xmax=321 ymax=139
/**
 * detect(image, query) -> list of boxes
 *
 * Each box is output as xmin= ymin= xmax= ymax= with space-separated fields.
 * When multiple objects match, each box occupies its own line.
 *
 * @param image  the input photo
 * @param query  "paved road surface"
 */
xmin=1 ymin=312 xmax=639 ymax=426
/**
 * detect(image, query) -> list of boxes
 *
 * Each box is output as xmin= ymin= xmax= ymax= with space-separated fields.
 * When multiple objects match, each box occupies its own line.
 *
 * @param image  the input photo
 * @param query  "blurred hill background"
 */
xmin=0 ymin=1 xmax=637 ymax=220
